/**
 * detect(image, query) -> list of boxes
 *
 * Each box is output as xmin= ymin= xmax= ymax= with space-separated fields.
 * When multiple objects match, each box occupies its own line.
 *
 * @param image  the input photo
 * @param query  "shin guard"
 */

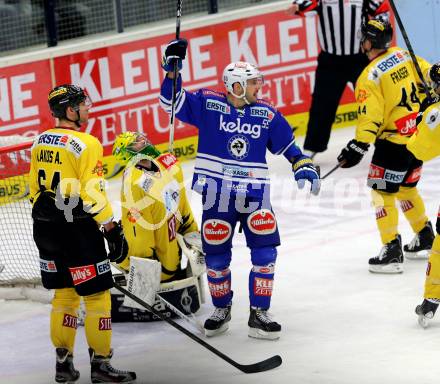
xmin=50 ymin=288 xmax=81 ymax=353
xmin=205 ymin=252 xmax=232 ymax=307
xmin=371 ymin=190 xmax=399 ymax=244
xmin=249 ymin=247 xmax=277 ymax=309
xmin=83 ymin=290 xmax=112 ymax=357
xmin=396 ymin=186 xmax=429 ymax=233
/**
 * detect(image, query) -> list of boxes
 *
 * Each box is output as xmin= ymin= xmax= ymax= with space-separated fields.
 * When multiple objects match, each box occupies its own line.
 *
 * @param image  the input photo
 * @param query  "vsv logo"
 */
xmin=219 ymin=115 xmax=262 ymax=139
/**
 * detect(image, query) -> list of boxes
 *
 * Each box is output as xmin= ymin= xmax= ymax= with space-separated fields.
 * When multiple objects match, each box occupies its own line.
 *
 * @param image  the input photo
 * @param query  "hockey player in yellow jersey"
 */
xmin=405 ymin=64 xmax=440 ymax=326
xmin=29 ymin=84 xmax=136 ymax=383
xmin=110 ymin=131 xmax=206 ymax=322
xmin=337 ymin=19 xmax=434 ymax=274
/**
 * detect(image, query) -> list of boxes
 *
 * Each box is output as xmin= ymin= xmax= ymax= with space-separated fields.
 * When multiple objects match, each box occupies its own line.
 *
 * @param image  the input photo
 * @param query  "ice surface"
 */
xmin=2 ymin=127 xmax=440 ymax=384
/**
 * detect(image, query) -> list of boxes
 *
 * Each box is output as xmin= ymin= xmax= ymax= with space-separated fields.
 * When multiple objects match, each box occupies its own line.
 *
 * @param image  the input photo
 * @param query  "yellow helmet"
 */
xmin=112 ymin=132 xmax=161 ymax=165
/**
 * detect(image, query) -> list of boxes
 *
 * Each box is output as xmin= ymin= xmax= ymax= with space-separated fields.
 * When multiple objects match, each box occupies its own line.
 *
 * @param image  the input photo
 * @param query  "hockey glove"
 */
xmin=103 ymin=221 xmax=128 ymax=264
xmin=292 ymin=155 xmax=321 ymax=195
xmin=337 ymin=139 xmax=369 ymax=168
xmin=161 ymin=38 xmax=188 ymax=72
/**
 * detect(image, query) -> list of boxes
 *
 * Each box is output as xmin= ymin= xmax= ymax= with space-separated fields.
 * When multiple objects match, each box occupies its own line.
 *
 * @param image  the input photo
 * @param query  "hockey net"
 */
xmin=0 ymin=136 xmax=51 ymax=301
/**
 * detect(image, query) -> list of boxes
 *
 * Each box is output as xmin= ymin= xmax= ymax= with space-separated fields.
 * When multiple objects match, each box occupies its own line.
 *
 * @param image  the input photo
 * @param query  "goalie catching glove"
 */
xmin=337 ymin=139 xmax=370 ymax=168
xmin=161 ymin=38 xmax=188 ymax=72
xmin=103 ymin=221 xmax=128 ymax=263
xmin=292 ymin=155 xmax=321 ymax=195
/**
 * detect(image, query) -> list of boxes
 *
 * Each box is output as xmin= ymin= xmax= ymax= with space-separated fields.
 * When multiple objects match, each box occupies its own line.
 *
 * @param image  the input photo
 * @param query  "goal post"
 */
xmin=0 ymin=137 xmax=51 ymax=301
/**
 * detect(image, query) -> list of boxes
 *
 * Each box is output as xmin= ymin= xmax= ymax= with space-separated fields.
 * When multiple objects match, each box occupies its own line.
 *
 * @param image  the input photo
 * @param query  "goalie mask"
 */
xmin=113 ymin=132 xmax=161 ymax=165
xmin=360 ymin=19 xmax=393 ymax=50
xmin=223 ymin=62 xmax=264 ymax=102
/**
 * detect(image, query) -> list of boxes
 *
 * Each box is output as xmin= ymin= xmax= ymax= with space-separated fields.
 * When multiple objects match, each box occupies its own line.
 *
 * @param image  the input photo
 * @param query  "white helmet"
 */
xmin=222 ymin=62 xmax=263 ymax=100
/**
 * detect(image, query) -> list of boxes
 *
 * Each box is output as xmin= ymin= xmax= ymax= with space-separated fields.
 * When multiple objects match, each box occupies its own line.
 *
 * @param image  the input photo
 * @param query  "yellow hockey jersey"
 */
xmin=29 ymin=128 xmax=113 ymax=224
xmin=407 ymin=101 xmax=440 ymax=161
xmin=119 ymin=152 xmax=198 ymax=281
xmin=355 ymin=47 xmax=431 ymax=145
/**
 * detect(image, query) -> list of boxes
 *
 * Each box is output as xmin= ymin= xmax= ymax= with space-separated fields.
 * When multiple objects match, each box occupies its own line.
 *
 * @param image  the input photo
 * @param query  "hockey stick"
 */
xmin=321 ymin=163 xmax=343 ymax=179
xmin=113 ymin=283 xmax=282 ymax=373
xmin=168 ymin=0 xmax=183 ymax=154
xmin=388 ymin=0 xmax=433 ymax=102
xmin=111 ymin=262 xmax=204 ymax=334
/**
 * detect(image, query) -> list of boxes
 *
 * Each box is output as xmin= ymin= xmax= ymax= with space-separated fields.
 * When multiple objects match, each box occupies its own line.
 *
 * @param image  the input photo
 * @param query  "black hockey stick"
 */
xmin=113 ymin=283 xmax=282 ymax=374
xmin=388 ymin=0 xmax=433 ymax=102
xmin=321 ymin=163 xmax=343 ymax=180
xmin=168 ymin=0 xmax=183 ymax=154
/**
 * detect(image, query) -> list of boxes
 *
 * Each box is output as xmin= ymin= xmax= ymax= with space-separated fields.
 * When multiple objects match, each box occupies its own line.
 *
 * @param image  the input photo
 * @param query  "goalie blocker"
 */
xmin=111 ymin=234 xmax=206 ymax=322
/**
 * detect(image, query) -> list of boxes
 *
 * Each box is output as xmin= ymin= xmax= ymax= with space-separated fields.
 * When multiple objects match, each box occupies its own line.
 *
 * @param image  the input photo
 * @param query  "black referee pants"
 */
xmin=303 ymin=51 xmax=369 ymax=153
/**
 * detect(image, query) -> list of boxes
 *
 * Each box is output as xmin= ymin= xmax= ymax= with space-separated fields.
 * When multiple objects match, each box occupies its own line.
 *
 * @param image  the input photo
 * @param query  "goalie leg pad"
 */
xmin=249 ymin=247 xmax=277 ymax=309
xmin=50 ymin=288 xmax=81 ymax=353
xmin=205 ymin=251 xmax=232 ymax=307
xmin=111 ymin=276 xmax=202 ymax=322
xmin=83 ymin=290 xmax=112 ymax=357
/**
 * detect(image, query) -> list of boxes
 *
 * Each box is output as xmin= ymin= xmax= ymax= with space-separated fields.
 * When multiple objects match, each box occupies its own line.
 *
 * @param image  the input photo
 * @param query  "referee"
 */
xmin=287 ymin=0 xmax=390 ymax=158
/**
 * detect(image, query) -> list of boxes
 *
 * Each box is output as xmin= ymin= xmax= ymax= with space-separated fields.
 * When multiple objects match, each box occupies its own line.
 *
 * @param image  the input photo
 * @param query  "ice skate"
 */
xmin=248 ymin=307 xmax=281 ymax=340
xmin=415 ymin=299 xmax=439 ymax=328
xmin=204 ymin=305 xmax=231 ymax=337
xmin=89 ymin=348 xmax=136 ymax=383
xmin=404 ymin=221 xmax=434 ymax=260
xmin=368 ymin=235 xmax=403 ymax=274
xmin=55 ymin=348 xmax=80 ymax=383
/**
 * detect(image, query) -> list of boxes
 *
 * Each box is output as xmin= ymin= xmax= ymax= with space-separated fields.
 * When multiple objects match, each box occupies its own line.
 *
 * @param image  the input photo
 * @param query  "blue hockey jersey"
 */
xmin=160 ymin=75 xmax=301 ymax=198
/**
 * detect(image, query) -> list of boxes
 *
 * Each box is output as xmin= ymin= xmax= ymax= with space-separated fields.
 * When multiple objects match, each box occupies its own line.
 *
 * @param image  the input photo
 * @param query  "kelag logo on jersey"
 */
xmin=219 ymin=115 xmax=262 ymax=139
xmin=227 ymin=135 xmax=249 ymax=160
xmin=206 ymin=99 xmax=230 ymax=114
xmin=250 ymin=106 xmax=274 ymax=121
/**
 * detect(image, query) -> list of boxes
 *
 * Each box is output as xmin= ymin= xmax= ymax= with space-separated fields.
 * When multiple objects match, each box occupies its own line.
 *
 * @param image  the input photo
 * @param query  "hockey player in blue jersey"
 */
xmin=160 ymin=39 xmax=320 ymax=340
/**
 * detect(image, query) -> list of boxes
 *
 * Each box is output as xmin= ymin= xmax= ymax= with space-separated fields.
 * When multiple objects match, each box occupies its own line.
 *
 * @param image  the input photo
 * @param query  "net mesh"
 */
xmin=0 ymin=138 xmax=40 ymax=285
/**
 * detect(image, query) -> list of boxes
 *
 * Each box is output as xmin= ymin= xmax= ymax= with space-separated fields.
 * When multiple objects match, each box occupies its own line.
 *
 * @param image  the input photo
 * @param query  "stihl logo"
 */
xmin=63 ymin=314 xmax=78 ymax=329
xmin=399 ymin=200 xmax=414 ymax=212
xmin=158 ymin=153 xmax=177 ymax=169
xmin=376 ymin=207 xmax=387 ymax=219
xmin=99 ymin=317 xmax=112 ymax=331
xmin=254 ymin=277 xmax=273 ymax=296
xmin=69 ymin=265 xmax=96 ymax=285
xmin=203 ymin=220 xmax=231 ymax=245
xmin=208 ymin=281 xmax=230 ymax=298
xmin=247 ymin=209 xmax=276 ymax=235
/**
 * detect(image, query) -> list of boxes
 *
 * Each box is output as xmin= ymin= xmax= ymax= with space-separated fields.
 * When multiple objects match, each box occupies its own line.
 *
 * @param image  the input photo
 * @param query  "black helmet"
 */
xmin=48 ymin=84 xmax=88 ymax=119
xmin=361 ymin=19 xmax=393 ymax=50
xmin=430 ymin=63 xmax=440 ymax=89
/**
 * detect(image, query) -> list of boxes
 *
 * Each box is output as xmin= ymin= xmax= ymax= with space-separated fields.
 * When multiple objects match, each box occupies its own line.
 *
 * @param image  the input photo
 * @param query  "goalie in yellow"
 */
xmin=406 ymin=63 xmax=440 ymax=327
xmin=111 ymin=132 xmax=206 ymax=322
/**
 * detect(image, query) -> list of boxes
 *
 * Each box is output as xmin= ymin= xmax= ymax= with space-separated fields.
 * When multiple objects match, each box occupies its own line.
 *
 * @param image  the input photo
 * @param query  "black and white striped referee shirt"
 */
xmin=301 ymin=0 xmax=390 ymax=56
